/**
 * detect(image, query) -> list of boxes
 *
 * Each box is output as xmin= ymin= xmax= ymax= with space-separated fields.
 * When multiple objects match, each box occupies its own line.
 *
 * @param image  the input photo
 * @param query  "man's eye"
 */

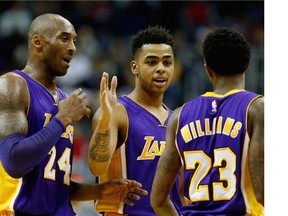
xmin=62 ymin=36 xmax=69 ymax=42
xmin=164 ymin=61 xmax=172 ymax=66
xmin=148 ymin=60 xmax=156 ymax=65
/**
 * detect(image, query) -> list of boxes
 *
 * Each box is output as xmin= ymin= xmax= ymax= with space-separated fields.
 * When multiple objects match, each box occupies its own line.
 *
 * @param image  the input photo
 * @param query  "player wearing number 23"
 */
xmin=151 ymin=28 xmax=264 ymax=216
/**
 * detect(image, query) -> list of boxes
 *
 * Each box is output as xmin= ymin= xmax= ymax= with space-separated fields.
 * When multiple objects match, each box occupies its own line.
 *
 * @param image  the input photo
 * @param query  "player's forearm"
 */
xmin=249 ymin=146 xmax=264 ymax=205
xmin=70 ymin=180 xmax=102 ymax=201
xmin=88 ymin=119 xmax=112 ymax=175
xmin=0 ymin=117 xmax=65 ymax=178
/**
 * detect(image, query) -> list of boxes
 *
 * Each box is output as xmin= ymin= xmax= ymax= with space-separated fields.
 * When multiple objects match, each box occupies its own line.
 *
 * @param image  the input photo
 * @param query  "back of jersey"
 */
xmin=176 ymin=90 xmax=263 ymax=216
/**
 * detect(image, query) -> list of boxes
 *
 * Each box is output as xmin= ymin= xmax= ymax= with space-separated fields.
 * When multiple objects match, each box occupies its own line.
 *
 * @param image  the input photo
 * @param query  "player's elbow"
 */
xmin=150 ymin=190 xmax=164 ymax=211
xmin=5 ymin=167 xmax=23 ymax=179
xmin=255 ymin=191 xmax=264 ymax=206
xmin=88 ymin=159 xmax=109 ymax=176
xmin=2 ymin=161 xmax=29 ymax=178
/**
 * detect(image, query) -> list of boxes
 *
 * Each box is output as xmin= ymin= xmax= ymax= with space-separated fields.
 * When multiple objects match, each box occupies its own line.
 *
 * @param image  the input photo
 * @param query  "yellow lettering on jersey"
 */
xmin=189 ymin=122 xmax=198 ymax=139
xmin=222 ymin=117 xmax=235 ymax=136
xmin=180 ymin=116 xmax=242 ymax=142
xmin=196 ymin=120 xmax=204 ymax=137
xmin=181 ymin=125 xmax=192 ymax=143
xmin=61 ymin=125 xmax=74 ymax=143
xmin=147 ymin=141 xmax=160 ymax=157
xmin=43 ymin=113 xmax=52 ymax=127
xmin=137 ymin=136 xmax=165 ymax=160
xmin=230 ymin=122 xmax=242 ymax=138
xmin=212 ymin=117 xmax=217 ymax=134
xmin=159 ymin=141 xmax=166 ymax=154
xmin=43 ymin=113 xmax=74 ymax=143
xmin=205 ymin=118 xmax=212 ymax=136
xmin=216 ymin=116 xmax=223 ymax=134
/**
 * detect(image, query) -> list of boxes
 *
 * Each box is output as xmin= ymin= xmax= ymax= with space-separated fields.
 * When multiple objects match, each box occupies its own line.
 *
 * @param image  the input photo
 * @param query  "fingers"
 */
xmin=100 ymin=72 xmax=117 ymax=94
xmin=85 ymin=107 xmax=91 ymax=118
xmin=123 ymin=198 xmax=134 ymax=207
xmin=100 ymin=72 xmax=108 ymax=93
xmin=123 ymin=193 xmax=141 ymax=206
xmin=72 ymin=88 xmax=90 ymax=117
xmin=110 ymin=76 xmax=117 ymax=95
xmin=127 ymin=179 xmax=142 ymax=188
xmin=130 ymin=187 xmax=148 ymax=196
xmin=126 ymin=179 xmax=148 ymax=196
xmin=118 ymin=179 xmax=148 ymax=196
xmin=73 ymin=88 xmax=83 ymax=96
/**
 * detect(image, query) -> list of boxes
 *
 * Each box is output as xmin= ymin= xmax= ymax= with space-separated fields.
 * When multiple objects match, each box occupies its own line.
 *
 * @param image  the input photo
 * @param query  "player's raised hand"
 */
xmin=99 ymin=179 xmax=148 ymax=206
xmin=56 ymin=88 xmax=91 ymax=126
xmin=99 ymin=72 xmax=117 ymax=122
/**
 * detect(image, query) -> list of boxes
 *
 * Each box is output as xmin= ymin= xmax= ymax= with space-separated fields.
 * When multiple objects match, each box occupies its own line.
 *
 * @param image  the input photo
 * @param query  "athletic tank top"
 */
xmin=176 ymin=90 xmax=263 ymax=216
xmin=0 ymin=70 xmax=75 ymax=215
xmin=95 ymin=95 xmax=182 ymax=216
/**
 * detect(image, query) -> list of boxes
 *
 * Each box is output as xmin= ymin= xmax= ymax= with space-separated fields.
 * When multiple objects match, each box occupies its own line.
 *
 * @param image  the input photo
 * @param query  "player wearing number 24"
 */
xmin=0 ymin=13 xmax=147 ymax=215
xmin=151 ymin=27 xmax=264 ymax=216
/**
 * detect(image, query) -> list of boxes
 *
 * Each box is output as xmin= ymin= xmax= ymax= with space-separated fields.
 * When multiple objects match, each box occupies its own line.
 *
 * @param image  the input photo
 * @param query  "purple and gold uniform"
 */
xmin=176 ymin=90 xmax=263 ymax=216
xmin=0 ymin=70 xmax=75 ymax=215
xmin=95 ymin=95 xmax=182 ymax=216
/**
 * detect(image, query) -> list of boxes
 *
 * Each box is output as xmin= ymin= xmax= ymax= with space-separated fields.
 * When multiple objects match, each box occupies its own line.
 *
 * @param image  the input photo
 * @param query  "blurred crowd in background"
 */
xmin=0 ymin=1 xmax=264 ymax=215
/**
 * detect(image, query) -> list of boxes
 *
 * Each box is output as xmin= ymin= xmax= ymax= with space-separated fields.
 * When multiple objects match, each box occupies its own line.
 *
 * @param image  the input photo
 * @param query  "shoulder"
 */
xmin=168 ymin=106 xmax=182 ymax=130
xmin=247 ymin=96 xmax=264 ymax=134
xmin=0 ymin=71 xmax=28 ymax=95
xmin=114 ymin=102 xmax=128 ymax=125
xmin=0 ymin=71 xmax=29 ymax=110
xmin=0 ymin=71 xmax=26 ymax=84
xmin=248 ymin=96 xmax=264 ymax=119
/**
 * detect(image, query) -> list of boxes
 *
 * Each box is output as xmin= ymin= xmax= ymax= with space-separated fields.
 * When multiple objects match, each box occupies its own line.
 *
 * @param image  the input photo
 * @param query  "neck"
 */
xmin=128 ymin=89 xmax=164 ymax=109
xmin=22 ymin=63 xmax=57 ymax=91
xmin=212 ymin=74 xmax=245 ymax=95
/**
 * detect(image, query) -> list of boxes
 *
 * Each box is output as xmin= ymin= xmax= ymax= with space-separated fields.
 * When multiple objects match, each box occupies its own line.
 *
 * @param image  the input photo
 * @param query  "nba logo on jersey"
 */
xmin=211 ymin=99 xmax=217 ymax=112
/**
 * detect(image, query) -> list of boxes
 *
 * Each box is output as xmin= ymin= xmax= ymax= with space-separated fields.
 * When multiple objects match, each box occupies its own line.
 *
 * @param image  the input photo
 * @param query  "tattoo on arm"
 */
xmin=89 ymin=129 xmax=111 ymax=162
xmin=0 ymin=92 xmax=27 ymax=138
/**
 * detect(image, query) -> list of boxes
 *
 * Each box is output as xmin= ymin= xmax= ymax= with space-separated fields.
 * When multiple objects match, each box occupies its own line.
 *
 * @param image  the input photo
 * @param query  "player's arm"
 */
xmin=0 ymin=72 xmax=29 ymax=139
xmin=151 ymin=107 xmax=182 ymax=216
xmin=247 ymin=97 xmax=264 ymax=205
xmin=0 ymin=73 xmax=90 ymax=178
xmin=88 ymin=72 xmax=119 ymax=176
xmin=69 ymin=178 xmax=148 ymax=206
xmin=0 ymin=73 xmax=62 ymax=178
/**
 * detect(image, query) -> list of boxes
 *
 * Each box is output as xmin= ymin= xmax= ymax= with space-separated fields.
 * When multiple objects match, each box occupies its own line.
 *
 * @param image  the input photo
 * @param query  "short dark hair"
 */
xmin=203 ymin=27 xmax=251 ymax=76
xmin=131 ymin=25 xmax=174 ymax=58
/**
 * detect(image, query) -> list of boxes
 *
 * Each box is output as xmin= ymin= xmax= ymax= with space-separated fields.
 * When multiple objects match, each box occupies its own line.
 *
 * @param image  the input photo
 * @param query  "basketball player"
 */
xmin=150 ymin=27 xmax=264 ymax=215
xmin=0 ymin=13 xmax=147 ymax=215
xmin=88 ymin=26 xmax=182 ymax=215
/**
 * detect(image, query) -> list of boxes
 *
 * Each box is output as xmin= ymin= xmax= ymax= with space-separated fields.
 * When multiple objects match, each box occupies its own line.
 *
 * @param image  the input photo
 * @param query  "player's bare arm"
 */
xmin=88 ymin=103 xmax=127 ymax=176
xmin=151 ymin=107 xmax=182 ymax=216
xmin=0 ymin=72 xmax=28 ymax=138
xmin=88 ymin=73 xmax=123 ymax=175
xmin=248 ymin=97 xmax=264 ymax=205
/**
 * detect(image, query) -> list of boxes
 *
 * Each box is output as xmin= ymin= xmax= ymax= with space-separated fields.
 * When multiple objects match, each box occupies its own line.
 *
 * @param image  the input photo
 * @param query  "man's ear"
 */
xmin=204 ymin=61 xmax=214 ymax=80
xmin=130 ymin=60 xmax=138 ymax=75
xmin=32 ymin=34 xmax=44 ymax=48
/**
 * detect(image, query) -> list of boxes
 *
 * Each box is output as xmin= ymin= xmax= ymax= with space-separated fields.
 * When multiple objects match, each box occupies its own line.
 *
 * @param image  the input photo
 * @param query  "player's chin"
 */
xmin=57 ymin=71 xmax=68 ymax=77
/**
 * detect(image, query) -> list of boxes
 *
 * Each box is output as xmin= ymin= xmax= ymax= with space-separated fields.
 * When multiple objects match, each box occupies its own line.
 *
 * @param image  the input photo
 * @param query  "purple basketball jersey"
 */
xmin=11 ymin=70 xmax=75 ymax=215
xmin=176 ymin=90 xmax=263 ymax=215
